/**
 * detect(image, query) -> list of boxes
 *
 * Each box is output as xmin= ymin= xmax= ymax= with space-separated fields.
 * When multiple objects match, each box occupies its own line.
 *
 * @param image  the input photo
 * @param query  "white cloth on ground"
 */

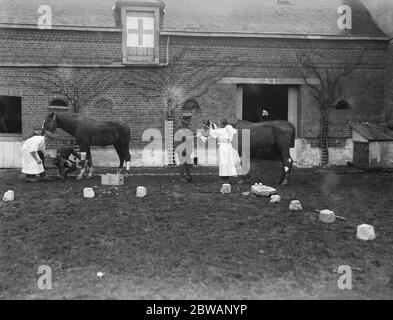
xmin=209 ymin=125 xmax=241 ymax=177
xmin=21 ymin=135 xmax=46 ymax=175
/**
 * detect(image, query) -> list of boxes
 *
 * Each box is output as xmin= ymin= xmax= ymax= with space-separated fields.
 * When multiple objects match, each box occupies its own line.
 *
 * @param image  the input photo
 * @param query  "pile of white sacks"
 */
xmin=251 ymin=183 xmax=276 ymax=197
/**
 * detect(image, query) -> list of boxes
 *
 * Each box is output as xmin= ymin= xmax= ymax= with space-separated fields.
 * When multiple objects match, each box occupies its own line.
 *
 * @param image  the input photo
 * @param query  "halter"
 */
xmin=202 ymin=119 xmax=218 ymax=130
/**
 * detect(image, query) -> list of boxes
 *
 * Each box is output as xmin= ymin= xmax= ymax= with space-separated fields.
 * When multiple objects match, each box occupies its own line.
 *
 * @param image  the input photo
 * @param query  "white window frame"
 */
xmin=121 ymin=6 xmax=161 ymax=65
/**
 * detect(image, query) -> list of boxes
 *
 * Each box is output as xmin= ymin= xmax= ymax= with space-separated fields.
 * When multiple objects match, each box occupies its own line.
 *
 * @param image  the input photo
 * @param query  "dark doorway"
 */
xmin=0 ymin=96 xmax=22 ymax=134
xmin=242 ymin=85 xmax=288 ymax=123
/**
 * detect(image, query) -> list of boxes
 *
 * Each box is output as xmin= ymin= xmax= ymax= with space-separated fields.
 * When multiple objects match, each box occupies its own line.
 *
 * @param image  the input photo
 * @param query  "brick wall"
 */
xmin=0 ymin=28 xmax=389 ymax=153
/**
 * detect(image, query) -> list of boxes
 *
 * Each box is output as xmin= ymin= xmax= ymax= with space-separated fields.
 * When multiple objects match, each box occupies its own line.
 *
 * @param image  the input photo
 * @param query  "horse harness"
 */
xmin=202 ymin=119 xmax=219 ymax=130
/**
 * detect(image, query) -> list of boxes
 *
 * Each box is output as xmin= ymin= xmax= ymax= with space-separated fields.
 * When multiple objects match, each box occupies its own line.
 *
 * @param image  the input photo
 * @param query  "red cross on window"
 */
xmin=128 ymin=19 xmax=153 ymax=46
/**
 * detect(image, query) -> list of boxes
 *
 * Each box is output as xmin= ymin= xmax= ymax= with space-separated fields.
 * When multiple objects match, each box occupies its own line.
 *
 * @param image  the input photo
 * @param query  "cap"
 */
xmin=182 ymin=112 xmax=193 ymax=118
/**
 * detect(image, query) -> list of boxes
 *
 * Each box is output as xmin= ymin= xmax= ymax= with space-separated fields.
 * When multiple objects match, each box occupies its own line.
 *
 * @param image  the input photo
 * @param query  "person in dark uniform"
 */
xmin=174 ymin=113 xmax=194 ymax=183
xmin=52 ymin=139 xmax=81 ymax=179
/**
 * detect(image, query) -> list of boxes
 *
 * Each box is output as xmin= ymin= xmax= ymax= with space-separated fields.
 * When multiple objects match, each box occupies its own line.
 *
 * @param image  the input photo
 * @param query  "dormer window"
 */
xmin=115 ymin=1 xmax=165 ymax=65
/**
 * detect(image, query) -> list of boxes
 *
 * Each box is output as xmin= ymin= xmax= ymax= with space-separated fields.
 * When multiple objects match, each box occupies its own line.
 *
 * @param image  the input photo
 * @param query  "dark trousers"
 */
xmin=176 ymin=150 xmax=192 ymax=180
xmin=179 ymin=163 xmax=192 ymax=178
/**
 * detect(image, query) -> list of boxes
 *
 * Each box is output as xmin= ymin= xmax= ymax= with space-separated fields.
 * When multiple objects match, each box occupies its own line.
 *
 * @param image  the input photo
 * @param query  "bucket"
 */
xmin=3 ymin=190 xmax=14 ymax=202
xmin=136 ymin=186 xmax=147 ymax=198
xmin=83 ymin=187 xmax=95 ymax=198
xmin=220 ymin=184 xmax=231 ymax=194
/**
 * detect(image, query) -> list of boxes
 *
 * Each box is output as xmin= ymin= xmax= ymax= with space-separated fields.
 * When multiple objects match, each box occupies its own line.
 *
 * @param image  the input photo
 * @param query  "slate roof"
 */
xmin=0 ymin=0 xmax=387 ymax=36
xmin=362 ymin=0 xmax=393 ymax=37
xmin=351 ymin=123 xmax=393 ymax=141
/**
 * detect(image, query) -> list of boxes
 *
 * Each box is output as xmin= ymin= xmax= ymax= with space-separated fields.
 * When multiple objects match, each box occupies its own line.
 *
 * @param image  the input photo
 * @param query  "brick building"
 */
xmin=0 ymin=0 xmax=391 ymax=168
xmin=361 ymin=0 xmax=393 ymax=126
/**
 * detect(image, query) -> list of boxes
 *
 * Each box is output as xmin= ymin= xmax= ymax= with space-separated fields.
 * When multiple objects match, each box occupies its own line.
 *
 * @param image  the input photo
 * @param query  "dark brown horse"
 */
xmin=202 ymin=119 xmax=295 ymax=185
xmin=43 ymin=112 xmax=131 ymax=179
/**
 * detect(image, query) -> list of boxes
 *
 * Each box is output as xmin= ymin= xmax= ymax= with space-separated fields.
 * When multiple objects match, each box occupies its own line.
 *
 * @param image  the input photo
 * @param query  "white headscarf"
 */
xmin=225 ymin=125 xmax=237 ymax=142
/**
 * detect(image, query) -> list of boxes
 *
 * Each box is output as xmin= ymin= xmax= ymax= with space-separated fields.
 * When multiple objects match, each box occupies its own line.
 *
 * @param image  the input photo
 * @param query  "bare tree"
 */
xmin=124 ymin=47 xmax=245 ymax=118
xmin=23 ymin=69 xmax=125 ymax=113
xmin=296 ymin=50 xmax=364 ymax=166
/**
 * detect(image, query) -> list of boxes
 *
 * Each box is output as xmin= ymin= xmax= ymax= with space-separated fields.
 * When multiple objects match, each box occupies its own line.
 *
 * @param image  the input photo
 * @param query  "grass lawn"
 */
xmin=0 ymin=160 xmax=392 ymax=299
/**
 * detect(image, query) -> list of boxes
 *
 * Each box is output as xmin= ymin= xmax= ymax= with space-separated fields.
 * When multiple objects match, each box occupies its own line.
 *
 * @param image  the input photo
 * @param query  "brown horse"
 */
xmin=43 ymin=112 xmax=131 ymax=179
xmin=202 ymin=119 xmax=295 ymax=185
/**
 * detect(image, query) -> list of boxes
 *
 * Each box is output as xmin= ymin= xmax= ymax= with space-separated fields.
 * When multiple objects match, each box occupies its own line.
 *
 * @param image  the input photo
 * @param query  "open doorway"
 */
xmin=242 ymin=84 xmax=288 ymax=123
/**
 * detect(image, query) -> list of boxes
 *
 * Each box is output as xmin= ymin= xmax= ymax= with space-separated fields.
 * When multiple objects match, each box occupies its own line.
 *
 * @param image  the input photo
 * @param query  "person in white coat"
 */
xmin=21 ymin=131 xmax=55 ymax=182
xmin=208 ymin=119 xmax=241 ymax=181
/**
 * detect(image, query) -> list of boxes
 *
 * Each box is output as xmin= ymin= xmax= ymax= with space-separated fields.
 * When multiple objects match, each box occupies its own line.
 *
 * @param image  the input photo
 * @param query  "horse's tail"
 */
xmin=121 ymin=123 xmax=131 ymax=163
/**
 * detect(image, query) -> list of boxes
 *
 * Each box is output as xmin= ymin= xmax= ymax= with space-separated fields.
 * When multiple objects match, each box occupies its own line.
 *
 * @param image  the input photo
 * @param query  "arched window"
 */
xmin=95 ymin=98 xmax=113 ymax=113
xmin=183 ymin=99 xmax=200 ymax=111
xmin=335 ymin=100 xmax=351 ymax=110
xmin=48 ymin=98 xmax=69 ymax=110
xmin=82 ymin=97 xmax=115 ymax=120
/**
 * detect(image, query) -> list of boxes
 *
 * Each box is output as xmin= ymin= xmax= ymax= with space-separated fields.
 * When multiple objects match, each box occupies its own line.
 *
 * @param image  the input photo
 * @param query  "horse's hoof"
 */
xmin=86 ymin=175 xmax=94 ymax=180
xmin=76 ymin=176 xmax=83 ymax=181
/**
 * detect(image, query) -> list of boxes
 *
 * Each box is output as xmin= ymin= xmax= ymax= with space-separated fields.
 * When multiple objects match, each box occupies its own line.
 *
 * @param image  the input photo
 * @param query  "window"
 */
xmin=115 ymin=1 xmax=165 ymax=65
xmin=94 ymin=98 xmax=114 ymax=120
xmin=48 ymin=99 xmax=68 ymax=109
xmin=183 ymin=99 xmax=200 ymax=111
xmin=0 ymin=96 xmax=22 ymax=134
xmin=126 ymin=12 xmax=155 ymax=62
xmin=335 ymin=100 xmax=351 ymax=110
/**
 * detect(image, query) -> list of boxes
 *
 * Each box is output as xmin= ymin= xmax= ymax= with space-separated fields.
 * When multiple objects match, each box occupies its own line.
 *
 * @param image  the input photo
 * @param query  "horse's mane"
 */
xmin=57 ymin=113 xmax=81 ymax=119
xmin=56 ymin=112 xmax=97 ymax=123
xmin=55 ymin=112 xmax=125 ymax=126
xmin=204 ymin=119 xmax=240 ymax=129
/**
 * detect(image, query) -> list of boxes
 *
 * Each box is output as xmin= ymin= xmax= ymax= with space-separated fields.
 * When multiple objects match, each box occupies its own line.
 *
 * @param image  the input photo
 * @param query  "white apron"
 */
xmin=21 ymin=136 xmax=45 ymax=175
xmin=210 ymin=125 xmax=241 ymax=177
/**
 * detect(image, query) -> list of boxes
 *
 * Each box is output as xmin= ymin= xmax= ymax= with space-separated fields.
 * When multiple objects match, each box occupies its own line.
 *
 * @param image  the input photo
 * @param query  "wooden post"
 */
xmin=288 ymin=86 xmax=298 ymax=162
